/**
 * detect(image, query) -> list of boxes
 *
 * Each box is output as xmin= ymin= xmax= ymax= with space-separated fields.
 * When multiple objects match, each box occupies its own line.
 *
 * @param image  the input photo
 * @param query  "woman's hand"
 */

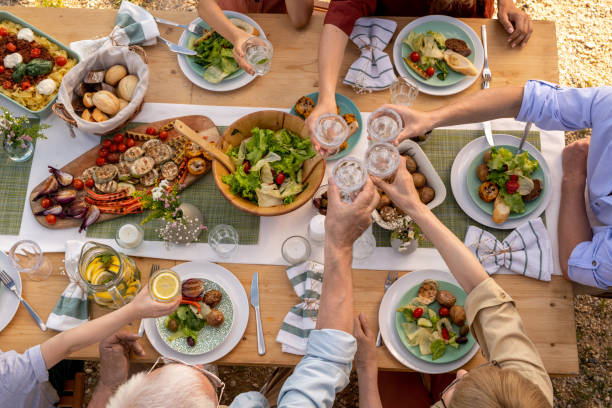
xmin=306 ymin=96 xmax=338 ymax=155
xmin=232 ymin=30 xmax=256 ymax=76
xmin=371 ymin=157 xmax=426 ymax=218
xmin=353 ymin=313 xmax=378 ymax=371
xmin=498 ymin=0 xmax=533 ymax=48
xmin=380 ymin=104 xmax=434 ymax=146
xmin=129 ymin=284 xmax=181 ymax=320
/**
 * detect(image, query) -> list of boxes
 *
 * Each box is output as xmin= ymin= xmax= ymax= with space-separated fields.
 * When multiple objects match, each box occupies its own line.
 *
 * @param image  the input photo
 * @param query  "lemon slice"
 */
xmin=151 ymin=272 xmax=180 ymax=301
xmin=93 ymin=271 xmax=115 ymax=286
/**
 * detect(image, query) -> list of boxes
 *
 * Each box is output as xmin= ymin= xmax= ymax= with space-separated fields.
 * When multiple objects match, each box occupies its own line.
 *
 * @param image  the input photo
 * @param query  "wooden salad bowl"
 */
xmin=212 ymin=110 xmax=325 ymax=216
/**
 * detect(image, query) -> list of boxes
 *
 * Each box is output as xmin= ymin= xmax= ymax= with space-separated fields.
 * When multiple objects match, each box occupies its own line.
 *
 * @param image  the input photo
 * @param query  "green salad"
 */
xmin=189 ymin=31 xmax=240 ymax=84
xmin=165 ymin=304 xmax=206 ymax=344
xmin=403 ymin=30 xmax=450 ymax=80
xmin=222 ymin=127 xmax=316 ymax=207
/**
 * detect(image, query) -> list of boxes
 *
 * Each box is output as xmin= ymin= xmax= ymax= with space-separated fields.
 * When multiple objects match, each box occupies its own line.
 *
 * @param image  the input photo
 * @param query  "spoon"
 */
xmin=174 ymin=120 xmax=236 ymax=173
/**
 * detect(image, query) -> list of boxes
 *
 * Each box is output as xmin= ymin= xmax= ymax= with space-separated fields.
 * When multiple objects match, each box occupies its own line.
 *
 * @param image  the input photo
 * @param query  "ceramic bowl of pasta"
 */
xmin=0 ymin=12 xmax=79 ymax=117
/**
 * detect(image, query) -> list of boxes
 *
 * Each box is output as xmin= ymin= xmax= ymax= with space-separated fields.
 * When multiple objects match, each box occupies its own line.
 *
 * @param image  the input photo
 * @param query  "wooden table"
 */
xmin=0 ymin=7 xmax=577 ymax=375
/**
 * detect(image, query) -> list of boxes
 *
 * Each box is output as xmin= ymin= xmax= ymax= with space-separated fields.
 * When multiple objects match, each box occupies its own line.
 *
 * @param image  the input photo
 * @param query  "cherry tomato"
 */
xmin=20 ymin=81 xmax=31 ymax=90
xmin=117 ymin=143 xmax=127 ymax=153
xmin=41 ymin=198 xmax=52 ymax=209
xmin=101 ymin=139 xmax=112 ymax=148
xmin=158 ymin=130 xmax=169 ymax=141
xmin=113 ymin=134 xmax=124 ymax=144
xmin=30 ymin=47 xmax=41 ymax=58
xmin=45 ymin=214 xmax=57 ymax=224
xmin=410 ymin=51 xmax=420 ymax=62
xmin=0 ymin=66 xmax=5 ymax=74
xmin=125 ymin=138 xmax=135 ymax=147
xmin=6 ymin=42 xmax=16 ymax=52
xmin=509 ymin=174 xmax=519 ymax=182
xmin=145 ymin=127 xmax=157 ymax=136
xmin=98 ymin=147 xmax=109 ymax=158
xmin=107 ymin=152 xmax=120 ymax=163
xmin=439 ymin=307 xmax=449 ymax=317
xmin=109 ymin=143 xmax=118 ymax=152
xmin=441 ymin=327 xmax=450 ymax=341
xmin=426 ymin=66 xmax=435 ymax=77
xmin=0 ymin=27 xmax=7 ymax=37
xmin=72 ymin=179 xmax=84 ymax=190
xmin=96 ymin=157 xmax=106 ymax=166
xmin=506 ymin=179 xmax=519 ymax=194
xmin=55 ymin=56 xmax=67 ymax=66
xmin=85 ymin=178 xmax=95 ymax=188
xmin=243 ymin=160 xmax=251 ymax=173
xmin=275 ymin=172 xmax=286 ymax=185
xmin=412 ymin=307 xmax=424 ymax=319
xmin=2 ymin=80 xmax=10 ymax=90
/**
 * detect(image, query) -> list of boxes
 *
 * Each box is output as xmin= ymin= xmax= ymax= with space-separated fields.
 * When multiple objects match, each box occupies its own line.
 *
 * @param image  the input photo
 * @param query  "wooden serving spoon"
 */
xmin=174 ymin=119 xmax=236 ymax=173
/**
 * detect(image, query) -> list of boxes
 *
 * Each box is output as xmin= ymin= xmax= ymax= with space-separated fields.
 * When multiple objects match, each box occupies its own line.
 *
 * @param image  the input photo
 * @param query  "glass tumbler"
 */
xmin=365 ymin=142 xmax=401 ymax=181
xmin=313 ymin=114 xmax=349 ymax=156
xmin=242 ymin=36 xmax=273 ymax=76
xmin=332 ymin=157 xmax=368 ymax=203
xmin=389 ymin=77 xmax=419 ymax=106
xmin=9 ymin=240 xmax=53 ymax=281
xmin=209 ymin=224 xmax=239 ymax=258
xmin=367 ymin=107 xmax=403 ymax=144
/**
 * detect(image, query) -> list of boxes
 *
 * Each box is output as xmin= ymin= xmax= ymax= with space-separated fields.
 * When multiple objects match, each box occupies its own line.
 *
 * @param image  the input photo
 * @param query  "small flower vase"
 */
xmin=391 ymin=237 xmax=418 ymax=255
xmin=3 ymin=135 xmax=33 ymax=162
xmin=157 ymin=203 xmax=205 ymax=246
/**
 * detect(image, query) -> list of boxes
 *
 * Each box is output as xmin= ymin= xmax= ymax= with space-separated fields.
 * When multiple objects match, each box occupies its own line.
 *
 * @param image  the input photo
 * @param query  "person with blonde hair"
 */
xmin=352 ymin=157 xmax=553 ymax=407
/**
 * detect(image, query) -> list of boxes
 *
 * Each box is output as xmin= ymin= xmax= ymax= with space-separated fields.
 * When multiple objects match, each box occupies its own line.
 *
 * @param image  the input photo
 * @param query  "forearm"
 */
xmin=285 ymin=0 xmax=313 ymax=29
xmin=357 ymin=366 xmax=382 ymax=408
xmin=317 ymin=24 xmax=349 ymax=104
xmin=316 ymin=242 xmax=354 ymax=333
xmin=88 ymin=383 xmax=116 ymax=408
xmin=198 ymin=0 xmax=245 ymax=44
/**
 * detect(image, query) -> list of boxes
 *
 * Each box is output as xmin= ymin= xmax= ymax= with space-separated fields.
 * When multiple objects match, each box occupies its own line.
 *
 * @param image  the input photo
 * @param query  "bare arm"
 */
xmin=354 ymin=314 xmax=383 ymax=408
xmin=285 ymin=0 xmax=313 ymax=29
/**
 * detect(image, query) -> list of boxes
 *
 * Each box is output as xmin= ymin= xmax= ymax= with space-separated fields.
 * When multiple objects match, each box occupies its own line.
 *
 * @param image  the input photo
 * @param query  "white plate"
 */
xmin=144 ymin=261 xmax=249 ymax=364
xmin=379 ymin=269 xmax=480 ymax=374
xmin=450 ymin=134 xmax=553 ymax=230
xmin=177 ymin=11 xmax=267 ymax=92
xmin=392 ymin=15 xmax=484 ymax=96
xmin=0 ymin=251 xmax=22 ymax=333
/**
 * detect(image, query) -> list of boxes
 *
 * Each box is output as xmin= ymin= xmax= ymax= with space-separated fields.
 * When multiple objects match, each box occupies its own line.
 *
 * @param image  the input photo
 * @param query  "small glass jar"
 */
xmin=3 ymin=136 xmax=33 ymax=162
xmin=115 ymin=223 xmax=144 ymax=249
xmin=282 ymin=236 xmax=311 ymax=265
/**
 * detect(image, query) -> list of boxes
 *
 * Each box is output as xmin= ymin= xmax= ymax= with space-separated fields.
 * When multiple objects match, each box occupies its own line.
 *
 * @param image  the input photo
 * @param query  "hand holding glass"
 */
xmin=367 ymin=107 xmax=403 ymax=143
xmin=365 ymin=142 xmax=401 ymax=181
xmin=332 ymin=157 xmax=368 ymax=203
xmin=242 ymin=37 xmax=273 ymax=76
xmin=313 ymin=114 xmax=349 ymax=156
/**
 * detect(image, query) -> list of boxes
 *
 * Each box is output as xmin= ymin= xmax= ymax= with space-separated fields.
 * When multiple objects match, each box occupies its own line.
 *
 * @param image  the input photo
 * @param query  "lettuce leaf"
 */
xmin=487 ymin=147 xmax=514 ymax=171
xmin=430 ymin=338 xmax=446 ymax=360
xmin=500 ymin=189 xmax=526 ymax=214
xmin=222 ymin=165 xmax=261 ymax=202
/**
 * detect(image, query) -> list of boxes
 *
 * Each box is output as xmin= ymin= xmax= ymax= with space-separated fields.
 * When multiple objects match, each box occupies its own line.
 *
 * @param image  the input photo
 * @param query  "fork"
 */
xmin=376 ymin=271 xmax=398 ymax=347
xmin=481 ymin=25 xmax=492 ymax=88
xmin=0 ymin=270 xmax=46 ymax=331
xmin=154 ymin=16 xmax=203 ymax=37
xmin=137 ymin=264 xmax=160 ymax=337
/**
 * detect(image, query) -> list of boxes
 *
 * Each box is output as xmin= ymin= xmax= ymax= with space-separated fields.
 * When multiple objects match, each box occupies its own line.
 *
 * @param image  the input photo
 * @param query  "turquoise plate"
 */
xmin=156 ymin=278 xmax=234 ymax=355
xmin=467 ymin=145 xmax=546 ymax=219
xmin=395 ymin=280 xmax=475 ymax=364
xmin=289 ymin=92 xmax=363 ymax=161
xmin=401 ymin=20 xmax=476 ymax=88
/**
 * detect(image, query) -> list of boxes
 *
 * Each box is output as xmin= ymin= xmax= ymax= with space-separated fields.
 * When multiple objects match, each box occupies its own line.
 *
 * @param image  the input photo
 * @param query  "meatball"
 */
xmin=404 ymin=155 xmax=418 ymax=173
xmin=419 ymin=187 xmax=435 ymax=204
xmin=166 ymin=317 xmax=179 ymax=332
xmin=206 ymin=309 xmax=225 ymax=327
xmin=182 ymin=278 xmax=204 ymax=298
xmin=412 ymin=172 xmax=426 ymax=189
xmin=450 ymin=305 xmax=466 ymax=326
xmin=203 ymin=290 xmax=223 ymax=308
xmin=483 ymin=150 xmax=492 ymax=163
xmin=477 ymin=163 xmax=489 ymax=182
xmin=436 ymin=290 xmax=456 ymax=308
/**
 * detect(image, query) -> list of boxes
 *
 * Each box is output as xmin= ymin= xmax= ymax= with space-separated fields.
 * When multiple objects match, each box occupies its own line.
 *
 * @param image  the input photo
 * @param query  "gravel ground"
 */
xmin=2 ymin=0 xmax=609 ymax=406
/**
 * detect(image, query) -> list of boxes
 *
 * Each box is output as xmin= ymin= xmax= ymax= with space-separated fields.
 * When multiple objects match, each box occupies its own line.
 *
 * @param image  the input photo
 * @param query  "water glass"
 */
xmin=208 ymin=224 xmax=239 ymax=258
xmin=313 ymin=113 xmax=349 ymax=155
xmin=365 ymin=142 xmax=401 ymax=181
xmin=332 ymin=157 xmax=368 ymax=203
xmin=9 ymin=240 xmax=53 ymax=281
xmin=389 ymin=77 xmax=419 ymax=106
xmin=367 ymin=107 xmax=403 ymax=143
xmin=242 ymin=37 xmax=273 ymax=76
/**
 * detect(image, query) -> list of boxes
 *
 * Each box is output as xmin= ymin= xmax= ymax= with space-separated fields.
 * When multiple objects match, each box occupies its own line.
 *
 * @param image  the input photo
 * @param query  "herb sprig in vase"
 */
xmin=0 ymin=107 xmax=49 ymax=162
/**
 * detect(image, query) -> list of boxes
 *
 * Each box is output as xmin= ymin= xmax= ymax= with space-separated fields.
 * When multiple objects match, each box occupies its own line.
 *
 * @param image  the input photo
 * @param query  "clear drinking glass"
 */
xmin=208 ymin=224 xmax=239 ymax=258
xmin=332 ymin=157 xmax=368 ymax=203
xmin=9 ymin=240 xmax=53 ymax=281
xmin=389 ymin=77 xmax=419 ymax=106
xmin=313 ymin=114 xmax=349 ymax=156
xmin=367 ymin=107 xmax=403 ymax=144
xmin=365 ymin=142 xmax=401 ymax=181
xmin=242 ymin=37 xmax=273 ymax=76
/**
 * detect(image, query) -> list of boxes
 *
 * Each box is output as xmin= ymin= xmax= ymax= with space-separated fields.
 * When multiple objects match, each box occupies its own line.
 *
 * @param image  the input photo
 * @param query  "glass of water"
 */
xmin=208 ymin=224 xmax=239 ymax=258
xmin=389 ymin=77 xmax=419 ymax=106
xmin=365 ymin=142 xmax=401 ymax=181
xmin=332 ymin=157 xmax=368 ymax=203
xmin=313 ymin=113 xmax=349 ymax=156
xmin=242 ymin=37 xmax=273 ymax=76
xmin=367 ymin=107 xmax=403 ymax=144
xmin=9 ymin=240 xmax=53 ymax=281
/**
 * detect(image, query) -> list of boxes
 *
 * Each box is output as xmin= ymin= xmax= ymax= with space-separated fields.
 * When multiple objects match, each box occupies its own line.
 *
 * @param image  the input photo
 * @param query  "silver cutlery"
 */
xmin=481 ymin=25 xmax=494 ymax=147
xmin=0 ymin=270 xmax=46 ymax=331
xmin=154 ymin=16 xmax=203 ymax=37
xmin=376 ymin=271 xmax=398 ymax=347
xmin=157 ymin=36 xmax=197 ymax=56
xmin=250 ymin=272 xmax=266 ymax=356
xmin=517 ymin=122 xmax=533 ymax=154
xmin=138 ymin=263 xmax=159 ymax=338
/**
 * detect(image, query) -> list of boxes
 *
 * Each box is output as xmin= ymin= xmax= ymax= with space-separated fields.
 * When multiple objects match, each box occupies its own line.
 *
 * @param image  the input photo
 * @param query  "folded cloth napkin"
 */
xmin=343 ymin=17 xmax=398 ymax=93
xmin=70 ymin=0 xmax=159 ymax=59
xmin=46 ymin=241 xmax=89 ymax=331
xmin=464 ymin=218 xmax=553 ymax=281
xmin=276 ymin=261 xmax=324 ymax=355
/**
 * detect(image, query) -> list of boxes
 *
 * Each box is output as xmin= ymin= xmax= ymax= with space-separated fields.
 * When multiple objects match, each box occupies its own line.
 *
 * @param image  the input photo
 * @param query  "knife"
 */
xmin=483 ymin=121 xmax=494 ymax=147
xmin=157 ymin=36 xmax=197 ymax=56
xmin=516 ymin=122 xmax=533 ymax=154
xmin=250 ymin=272 xmax=266 ymax=356
xmin=481 ymin=25 xmax=494 ymax=146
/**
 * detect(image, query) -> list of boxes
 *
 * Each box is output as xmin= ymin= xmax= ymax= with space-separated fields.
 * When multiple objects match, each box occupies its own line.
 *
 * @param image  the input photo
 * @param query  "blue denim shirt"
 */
xmin=229 ymin=329 xmax=356 ymax=408
xmin=516 ymin=80 xmax=612 ymax=289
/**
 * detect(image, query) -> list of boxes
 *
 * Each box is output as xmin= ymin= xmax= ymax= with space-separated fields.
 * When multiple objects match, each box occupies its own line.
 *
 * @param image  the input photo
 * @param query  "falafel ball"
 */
xmin=404 ymin=155 xmax=418 ymax=173
xmin=206 ymin=309 xmax=225 ymax=327
xmin=419 ymin=187 xmax=435 ymax=204
xmin=412 ymin=172 xmax=426 ymax=189
xmin=203 ymin=290 xmax=223 ymax=308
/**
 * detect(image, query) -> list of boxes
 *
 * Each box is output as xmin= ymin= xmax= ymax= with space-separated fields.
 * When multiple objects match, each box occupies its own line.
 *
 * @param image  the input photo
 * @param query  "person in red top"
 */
xmin=306 ymin=0 xmax=533 ymax=153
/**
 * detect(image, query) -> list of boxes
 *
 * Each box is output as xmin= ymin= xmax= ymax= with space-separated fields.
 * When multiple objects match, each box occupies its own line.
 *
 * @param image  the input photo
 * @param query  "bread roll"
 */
xmin=492 ymin=195 xmax=510 ymax=224
xmin=443 ymin=50 xmax=478 ymax=76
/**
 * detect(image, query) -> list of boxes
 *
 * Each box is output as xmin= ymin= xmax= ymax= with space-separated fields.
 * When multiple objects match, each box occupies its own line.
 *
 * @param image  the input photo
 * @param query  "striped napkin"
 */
xmin=46 ymin=241 xmax=89 ymax=332
xmin=343 ymin=17 xmax=398 ymax=93
xmin=464 ymin=218 xmax=553 ymax=281
xmin=70 ymin=0 xmax=160 ymax=59
xmin=276 ymin=261 xmax=324 ymax=355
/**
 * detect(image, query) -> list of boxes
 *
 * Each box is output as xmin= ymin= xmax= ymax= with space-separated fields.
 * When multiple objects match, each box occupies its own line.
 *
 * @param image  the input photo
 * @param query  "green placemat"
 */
xmin=86 ymin=125 xmax=260 ymax=244
xmin=373 ymin=129 xmax=541 ymax=248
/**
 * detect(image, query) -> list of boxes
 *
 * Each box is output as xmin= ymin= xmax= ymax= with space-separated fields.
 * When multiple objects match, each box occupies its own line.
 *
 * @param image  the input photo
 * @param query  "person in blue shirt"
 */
xmin=90 ymin=178 xmax=380 ymax=408
xmin=382 ymin=80 xmax=612 ymax=294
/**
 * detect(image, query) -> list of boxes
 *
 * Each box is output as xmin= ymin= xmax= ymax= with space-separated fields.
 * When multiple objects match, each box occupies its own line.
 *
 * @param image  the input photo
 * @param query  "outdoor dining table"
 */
xmin=0 ymin=6 xmax=578 ymax=375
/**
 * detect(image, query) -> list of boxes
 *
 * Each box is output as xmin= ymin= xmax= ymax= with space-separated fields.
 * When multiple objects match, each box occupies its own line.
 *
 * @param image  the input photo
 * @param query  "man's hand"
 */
xmin=98 ymin=332 xmax=144 ymax=390
xmin=498 ymin=0 xmax=533 ymax=48
xmin=232 ymin=30 xmax=256 ymax=76
xmin=129 ymin=284 xmax=181 ymax=320
xmin=380 ymin=104 xmax=434 ymax=146
xmin=325 ymin=177 xmax=379 ymax=249
xmin=562 ymin=138 xmax=590 ymax=183
xmin=353 ymin=313 xmax=377 ymax=371
xmin=306 ymin=97 xmax=338 ymax=155
xmin=371 ymin=157 xmax=425 ymax=218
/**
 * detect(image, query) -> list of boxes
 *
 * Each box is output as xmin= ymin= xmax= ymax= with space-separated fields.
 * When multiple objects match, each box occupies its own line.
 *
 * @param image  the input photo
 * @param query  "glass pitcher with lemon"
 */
xmin=77 ymin=241 xmax=141 ymax=309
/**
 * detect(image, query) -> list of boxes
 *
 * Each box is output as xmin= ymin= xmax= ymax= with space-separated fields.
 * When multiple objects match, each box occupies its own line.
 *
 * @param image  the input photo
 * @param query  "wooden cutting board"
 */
xmin=29 ymin=115 xmax=220 ymax=230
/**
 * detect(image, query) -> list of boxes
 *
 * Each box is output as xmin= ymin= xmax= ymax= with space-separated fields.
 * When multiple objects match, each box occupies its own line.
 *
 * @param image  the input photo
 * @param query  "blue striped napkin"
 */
xmin=343 ymin=17 xmax=398 ymax=93
xmin=276 ymin=261 xmax=324 ymax=355
xmin=464 ymin=218 xmax=553 ymax=281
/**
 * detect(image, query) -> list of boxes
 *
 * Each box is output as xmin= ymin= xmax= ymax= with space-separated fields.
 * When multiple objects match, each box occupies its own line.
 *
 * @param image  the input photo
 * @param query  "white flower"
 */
xmin=151 ymin=188 xmax=163 ymax=201
xmin=159 ymin=180 xmax=170 ymax=190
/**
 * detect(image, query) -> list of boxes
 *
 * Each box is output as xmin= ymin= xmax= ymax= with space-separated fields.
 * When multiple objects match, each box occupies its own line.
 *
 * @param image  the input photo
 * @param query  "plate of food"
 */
xmin=0 ymin=251 xmax=21 ymax=333
xmin=392 ymin=15 xmax=483 ymax=96
xmin=177 ymin=11 xmax=266 ymax=92
xmin=451 ymin=134 xmax=552 ymax=229
xmin=379 ymin=269 xmax=479 ymax=373
xmin=0 ymin=11 xmax=79 ymax=117
xmin=144 ymin=261 xmax=249 ymax=364
xmin=290 ymin=92 xmax=362 ymax=160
